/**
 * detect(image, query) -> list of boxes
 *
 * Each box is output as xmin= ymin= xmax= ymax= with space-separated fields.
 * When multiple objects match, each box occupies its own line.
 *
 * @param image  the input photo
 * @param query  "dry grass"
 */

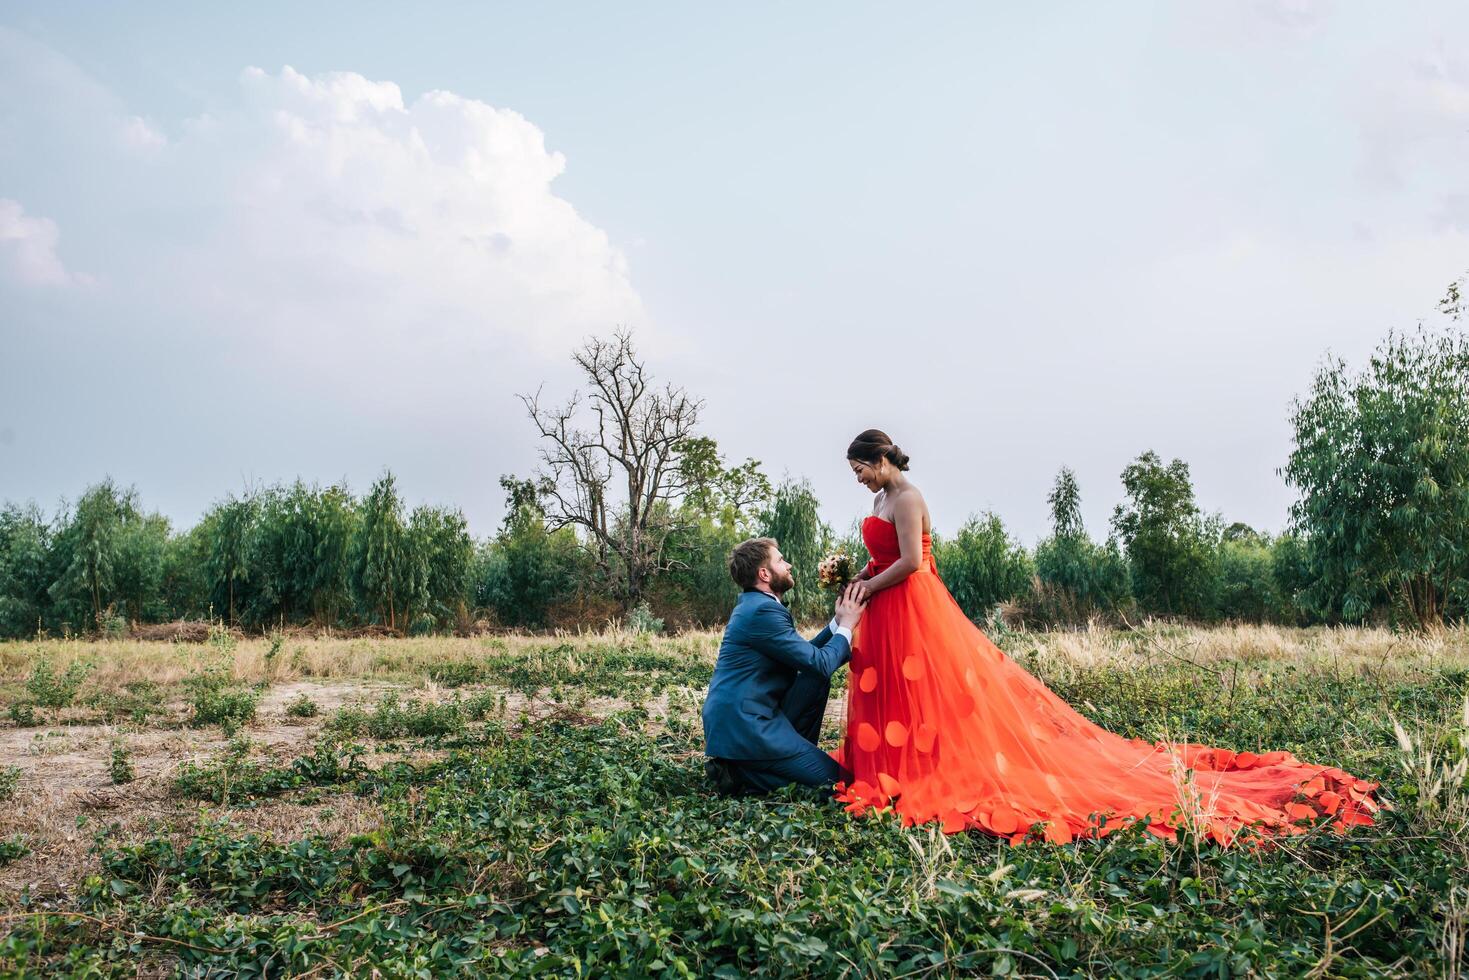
xmin=0 ymin=630 xmax=724 ymax=697
xmin=1013 ymin=621 xmax=1469 ymax=682
xmin=1 ymin=624 xmax=1463 ymax=911
xmin=5 ymin=623 xmax=1464 ymax=697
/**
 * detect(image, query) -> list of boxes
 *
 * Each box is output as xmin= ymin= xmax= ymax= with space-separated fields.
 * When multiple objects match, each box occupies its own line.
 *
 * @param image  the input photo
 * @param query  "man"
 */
xmin=702 ymin=537 xmax=867 ymax=795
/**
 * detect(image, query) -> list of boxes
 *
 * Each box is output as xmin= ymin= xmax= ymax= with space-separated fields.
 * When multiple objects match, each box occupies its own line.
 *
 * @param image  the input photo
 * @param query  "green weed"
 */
xmin=285 ymin=693 xmax=320 ymax=718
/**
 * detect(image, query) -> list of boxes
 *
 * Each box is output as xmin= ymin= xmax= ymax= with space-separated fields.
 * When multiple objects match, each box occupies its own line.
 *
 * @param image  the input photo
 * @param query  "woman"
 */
xmin=833 ymin=429 xmax=1380 ymax=845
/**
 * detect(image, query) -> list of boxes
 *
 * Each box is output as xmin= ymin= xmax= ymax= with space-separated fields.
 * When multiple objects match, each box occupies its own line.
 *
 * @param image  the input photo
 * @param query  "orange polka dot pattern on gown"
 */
xmin=831 ymin=516 xmax=1384 ymax=846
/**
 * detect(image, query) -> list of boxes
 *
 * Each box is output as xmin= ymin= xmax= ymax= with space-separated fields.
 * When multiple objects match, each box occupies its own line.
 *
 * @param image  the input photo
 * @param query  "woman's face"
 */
xmin=849 ymin=458 xmax=885 ymax=493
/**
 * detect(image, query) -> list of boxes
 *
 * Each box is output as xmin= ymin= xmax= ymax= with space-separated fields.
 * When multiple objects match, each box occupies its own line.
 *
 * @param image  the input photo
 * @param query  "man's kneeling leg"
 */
xmin=727 ymin=744 xmax=846 ymax=795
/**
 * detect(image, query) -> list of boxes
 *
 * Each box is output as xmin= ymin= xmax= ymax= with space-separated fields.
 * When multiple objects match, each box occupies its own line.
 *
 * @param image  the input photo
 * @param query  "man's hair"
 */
xmin=728 ymin=537 xmax=777 ymax=590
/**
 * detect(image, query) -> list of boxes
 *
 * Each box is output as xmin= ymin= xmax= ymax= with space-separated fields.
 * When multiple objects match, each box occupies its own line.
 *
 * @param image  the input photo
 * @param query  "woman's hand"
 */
xmin=834 ymin=581 xmax=869 ymax=630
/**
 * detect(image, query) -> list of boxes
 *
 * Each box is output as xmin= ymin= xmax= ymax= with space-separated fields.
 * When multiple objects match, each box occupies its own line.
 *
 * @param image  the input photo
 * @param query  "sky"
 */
xmin=2 ymin=1 xmax=1466 ymax=545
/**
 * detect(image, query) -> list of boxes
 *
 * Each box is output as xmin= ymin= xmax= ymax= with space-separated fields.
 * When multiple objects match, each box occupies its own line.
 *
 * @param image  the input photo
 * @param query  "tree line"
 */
xmin=1 ymin=309 xmax=1465 ymax=638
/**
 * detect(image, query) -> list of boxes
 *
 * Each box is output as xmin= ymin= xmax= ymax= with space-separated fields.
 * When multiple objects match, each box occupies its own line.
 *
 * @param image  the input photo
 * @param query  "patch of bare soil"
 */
xmin=257 ymin=679 xmax=401 ymax=716
xmin=0 ymin=680 xmax=410 ymax=906
xmin=0 ymin=678 xmax=710 ymax=907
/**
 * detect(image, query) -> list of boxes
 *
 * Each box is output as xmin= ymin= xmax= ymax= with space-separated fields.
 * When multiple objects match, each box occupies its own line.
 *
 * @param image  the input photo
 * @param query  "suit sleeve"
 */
xmin=748 ymin=602 xmax=850 ymax=678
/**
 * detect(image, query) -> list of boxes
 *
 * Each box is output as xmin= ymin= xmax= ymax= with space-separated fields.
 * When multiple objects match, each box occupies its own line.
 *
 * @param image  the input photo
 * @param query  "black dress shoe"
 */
xmin=704 ymin=757 xmax=747 ymax=797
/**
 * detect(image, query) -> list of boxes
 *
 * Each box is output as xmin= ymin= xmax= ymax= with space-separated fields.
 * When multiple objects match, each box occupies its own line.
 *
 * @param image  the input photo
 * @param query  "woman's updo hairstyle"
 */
xmin=847 ymin=429 xmax=911 ymax=471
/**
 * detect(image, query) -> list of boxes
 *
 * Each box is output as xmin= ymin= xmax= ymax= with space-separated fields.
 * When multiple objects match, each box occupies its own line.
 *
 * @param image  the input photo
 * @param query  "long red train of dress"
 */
xmin=832 ymin=516 xmax=1382 ymax=845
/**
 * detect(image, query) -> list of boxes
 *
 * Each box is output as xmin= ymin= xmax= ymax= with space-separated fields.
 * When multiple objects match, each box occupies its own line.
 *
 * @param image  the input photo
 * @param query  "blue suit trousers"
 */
xmin=727 ymin=670 xmax=850 ymax=793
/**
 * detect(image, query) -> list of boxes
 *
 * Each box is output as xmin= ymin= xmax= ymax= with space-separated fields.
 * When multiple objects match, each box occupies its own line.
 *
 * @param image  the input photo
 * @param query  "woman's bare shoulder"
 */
xmin=890 ymin=488 xmax=926 ymax=524
xmin=893 ymin=486 xmax=924 ymax=510
xmin=894 ymin=485 xmax=930 ymax=530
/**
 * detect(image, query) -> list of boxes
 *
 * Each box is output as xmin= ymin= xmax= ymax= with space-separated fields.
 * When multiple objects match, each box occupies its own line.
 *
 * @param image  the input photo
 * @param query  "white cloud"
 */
xmin=1251 ymin=0 xmax=1335 ymax=36
xmin=1174 ymin=0 xmax=1335 ymax=47
xmin=120 ymin=115 xmax=166 ymax=153
xmin=1 ymin=44 xmax=650 ymax=537
xmin=0 ymin=198 xmax=79 ymax=286
xmin=141 ymin=65 xmax=645 ymax=361
xmin=1358 ymin=48 xmax=1469 ymax=190
xmin=1 ymin=45 xmax=645 ymax=364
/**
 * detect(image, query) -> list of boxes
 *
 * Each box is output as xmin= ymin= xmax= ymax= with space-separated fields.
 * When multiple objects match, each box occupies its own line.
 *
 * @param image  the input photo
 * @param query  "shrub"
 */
xmin=207 ymin=621 xmax=238 ymax=655
xmin=109 ymin=741 xmax=135 ymax=785
xmin=8 ymin=702 xmax=37 ymax=727
xmin=185 ymin=667 xmax=260 ymax=732
xmin=85 ymin=680 xmax=163 ymax=725
xmin=933 ymin=513 xmax=1034 ymax=620
xmin=475 ymin=513 xmax=589 ymax=629
xmin=26 ymin=658 xmax=92 ymax=710
xmin=325 ymin=694 xmax=463 ymax=740
xmin=193 ymin=687 xmax=260 ymax=732
xmin=427 ymin=661 xmax=482 ymax=688
xmin=285 ymin=693 xmax=320 ymax=718
xmin=0 ymin=835 xmax=28 ymax=866
xmin=173 ymin=740 xmax=365 ymax=805
xmin=1271 ymin=532 xmax=1316 ymax=625
xmin=1031 ymin=535 xmax=1131 ymax=626
xmin=1217 ymin=537 xmax=1286 ymax=623
xmin=626 ymin=601 xmax=665 ymax=635
xmin=0 ymin=765 xmax=19 ymax=803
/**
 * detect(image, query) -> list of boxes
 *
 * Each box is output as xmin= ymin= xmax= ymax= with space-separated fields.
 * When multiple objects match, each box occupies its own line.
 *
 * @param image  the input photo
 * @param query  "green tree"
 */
xmin=0 ymin=504 xmax=53 ymax=638
xmin=353 ymin=472 xmax=412 ymax=630
xmin=405 ymin=504 xmax=474 ymax=632
xmin=677 ymin=436 xmax=772 ymax=529
xmin=306 ymin=484 xmax=358 ymax=626
xmin=202 ymin=493 xmax=258 ymax=626
xmin=652 ymin=519 xmax=744 ymax=627
xmin=1215 ymin=530 xmax=1286 ymax=623
xmin=48 ymin=479 xmax=137 ymax=630
xmin=1270 ymin=532 xmax=1315 ymax=625
xmin=1048 ymin=466 xmax=1084 ymax=538
xmin=1032 ymin=467 xmax=1130 ymax=625
xmin=655 ymin=439 xmax=773 ymax=625
xmin=521 ymin=331 xmax=703 ymax=609
xmin=1110 ymin=452 xmax=1217 ymax=619
xmin=476 ymin=476 xmax=588 ymax=628
xmin=248 ymin=482 xmax=358 ymax=628
xmin=113 ymin=511 xmax=170 ymax=625
xmin=1284 ymin=325 xmax=1469 ymax=627
xmin=933 ymin=512 xmax=1034 ymax=621
xmin=757 ymin=479 xmax=830 ymax=623
xmin=160 ymin=523 xmax=211 ymax=621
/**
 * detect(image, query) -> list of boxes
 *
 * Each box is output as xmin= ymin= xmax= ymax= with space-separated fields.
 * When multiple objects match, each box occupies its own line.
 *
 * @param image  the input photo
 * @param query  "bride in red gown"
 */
xmin=832 ymin=429 xmax=1381 ymax=845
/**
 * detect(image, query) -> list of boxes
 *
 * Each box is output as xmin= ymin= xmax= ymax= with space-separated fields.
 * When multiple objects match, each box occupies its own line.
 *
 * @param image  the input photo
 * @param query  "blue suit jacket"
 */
xmin=702 ymin=590 xmax=851 ymax=761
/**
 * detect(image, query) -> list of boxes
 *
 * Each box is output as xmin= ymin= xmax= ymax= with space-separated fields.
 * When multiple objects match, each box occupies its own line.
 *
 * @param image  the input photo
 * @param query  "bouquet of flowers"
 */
xmin=817 ymin=550 xmax=856 ymax=592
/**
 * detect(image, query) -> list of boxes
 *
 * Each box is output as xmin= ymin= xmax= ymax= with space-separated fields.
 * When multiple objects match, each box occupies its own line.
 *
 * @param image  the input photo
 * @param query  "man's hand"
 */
xmin=834 ymin=581 xmax=868 ymax=630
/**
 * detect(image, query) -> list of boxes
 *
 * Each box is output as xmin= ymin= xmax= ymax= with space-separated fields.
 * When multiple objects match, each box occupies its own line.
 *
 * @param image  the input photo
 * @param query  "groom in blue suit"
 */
xmin=702 ymin=537 xmax=867 ymax=795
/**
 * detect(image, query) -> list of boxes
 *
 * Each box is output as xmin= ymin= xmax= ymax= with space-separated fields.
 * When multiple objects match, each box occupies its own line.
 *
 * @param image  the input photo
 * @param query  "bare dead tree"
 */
xmin=519 ymin=330 xmax=703 ymax=608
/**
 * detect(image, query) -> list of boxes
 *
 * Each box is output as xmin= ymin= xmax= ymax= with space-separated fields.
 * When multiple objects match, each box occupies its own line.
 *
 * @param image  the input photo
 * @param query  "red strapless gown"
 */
xmin=833 ymin=516 xmax=1382 ymax=845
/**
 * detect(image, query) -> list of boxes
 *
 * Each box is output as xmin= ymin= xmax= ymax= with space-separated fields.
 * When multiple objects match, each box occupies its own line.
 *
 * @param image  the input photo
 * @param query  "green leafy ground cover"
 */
xmin=0 ymin=628 xmax=1465 ymax=977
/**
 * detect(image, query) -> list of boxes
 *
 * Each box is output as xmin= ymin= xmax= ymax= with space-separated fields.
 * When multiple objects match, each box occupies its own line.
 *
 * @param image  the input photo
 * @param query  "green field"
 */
xmin=0 ymin=625 xmax=1466 ymax=977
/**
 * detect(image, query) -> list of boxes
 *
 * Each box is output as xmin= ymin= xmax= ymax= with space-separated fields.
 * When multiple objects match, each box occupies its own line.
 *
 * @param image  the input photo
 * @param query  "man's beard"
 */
xmin=770 ymin=568 xmax=796 ymax=595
